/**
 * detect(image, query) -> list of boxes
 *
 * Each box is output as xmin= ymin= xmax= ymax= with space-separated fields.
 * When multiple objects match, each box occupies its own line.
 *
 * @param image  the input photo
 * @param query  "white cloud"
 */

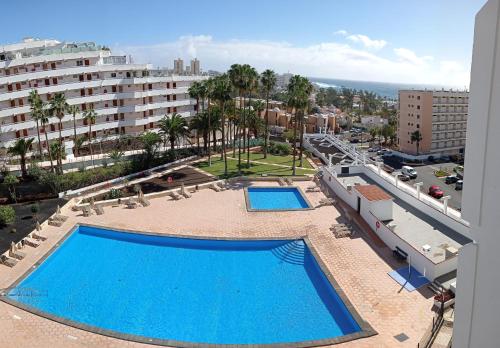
xmin=113 ymin=35 xmax=470 ymax=87
xmin=347 ymin=34 xmax=387 ymax=50
xmin=334 ymin=30 xmax=348 ymax=36
xmin=394 ymin=47 xmax=433 ymax=66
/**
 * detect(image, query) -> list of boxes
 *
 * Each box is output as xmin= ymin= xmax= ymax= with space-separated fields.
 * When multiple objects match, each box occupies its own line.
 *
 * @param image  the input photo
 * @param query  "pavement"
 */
xmin=0 ymin=180 xmax=435 ymax=348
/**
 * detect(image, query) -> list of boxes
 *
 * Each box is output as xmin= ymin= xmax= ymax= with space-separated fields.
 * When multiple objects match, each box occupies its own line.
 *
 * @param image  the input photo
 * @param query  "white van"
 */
xmin=401 ymin=166 xmax=418 ymax=179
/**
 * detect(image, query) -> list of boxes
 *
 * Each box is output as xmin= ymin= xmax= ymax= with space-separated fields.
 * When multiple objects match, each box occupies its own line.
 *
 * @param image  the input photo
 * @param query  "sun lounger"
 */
xmin=82 ymin=205 xmax=93 ymax=217
xmin=94 ymin=205 xmax=105 ymax=215
xmin=48 ymin=218 xmax=63 ymax=227
xmin=0 ymin=255 xmax=17 ymax=268
xmin=306 ymin=186 xmax=321 ymax=192
xmin=9 ymin=248 xmax=26 ymax=260
xmin=169 ymin=191 xmax=182 ymax=200
xmin=23 ymin=238 xmax=40 ymax=248
xmin=53 ymin=213 xmax=68 ymax=222
xmin=277 ymin=178 xmax=286 ymax=186
xmin=179 ymin=189 xmax=191 ymax=199
xmin=125 ymin=199 xmax=138 ymax=209
xmin=285 ymin=177 xmax=294 ymax=186
xmin=139 ymin=196 xmax=152 ymax=206
xmin=210 ymin=183 xmax=222 ymax=192
xmin=32 ymin=233 xmax=47 ymax=241
xmin=216 ymin=181 xmax=227 ymax=191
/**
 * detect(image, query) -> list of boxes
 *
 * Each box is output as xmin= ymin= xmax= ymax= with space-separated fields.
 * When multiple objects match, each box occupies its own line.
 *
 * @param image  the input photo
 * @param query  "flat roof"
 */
xmin=338 ymin=173 xmax=471 ymax=263
xmin=355 ymin=185 xmax=392 ymax=202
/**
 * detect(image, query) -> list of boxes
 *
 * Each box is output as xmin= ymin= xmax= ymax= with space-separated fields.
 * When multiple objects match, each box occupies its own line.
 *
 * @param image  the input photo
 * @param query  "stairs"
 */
xmin=271 ymin=240 xmax=306 ymax=265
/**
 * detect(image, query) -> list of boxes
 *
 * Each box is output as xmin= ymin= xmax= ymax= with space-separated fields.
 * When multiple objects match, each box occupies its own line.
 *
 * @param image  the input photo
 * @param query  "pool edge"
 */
xmin=0 ymin=224 xmax=377 ymax=347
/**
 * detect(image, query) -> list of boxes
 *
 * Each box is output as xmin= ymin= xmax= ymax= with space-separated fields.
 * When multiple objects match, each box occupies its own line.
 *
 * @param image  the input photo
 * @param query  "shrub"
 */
xmin=269 ymin=142 xmax=291 ymax=156
xmin=30 ymin=202 xmax=40 ymax=216
xmin=0 ymin=206 xmax=15 ymax=226
xmin=107 ymin=188 xmax=123 ymax=200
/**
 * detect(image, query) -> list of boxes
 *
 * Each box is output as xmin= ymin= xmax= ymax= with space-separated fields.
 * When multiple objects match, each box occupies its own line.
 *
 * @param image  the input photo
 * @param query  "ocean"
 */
xmin=309 ymin=77 xmax=448 ymax=100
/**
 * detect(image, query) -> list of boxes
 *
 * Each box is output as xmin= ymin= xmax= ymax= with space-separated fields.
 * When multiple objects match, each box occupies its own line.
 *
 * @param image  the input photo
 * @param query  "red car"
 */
xmin=428 ymin=185 xmax=444 ymax=199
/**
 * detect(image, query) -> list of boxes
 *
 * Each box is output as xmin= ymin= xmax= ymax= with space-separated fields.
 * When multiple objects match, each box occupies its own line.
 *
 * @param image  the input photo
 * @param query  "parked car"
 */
xmin=401 ymin=166 xmax=418 ymax=179
xmin=429 ymin=185 xmax=445 ymax=199
xmin=445 ymin=175 xmax=459 ymax=184
xmin=455 ymin=180 xmax=463 ymax=190
xmin=399 ymin=174 xmax=411 ymax=182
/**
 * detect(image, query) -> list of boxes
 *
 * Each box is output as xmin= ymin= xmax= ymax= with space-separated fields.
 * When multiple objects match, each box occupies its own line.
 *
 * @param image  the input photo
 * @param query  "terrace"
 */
xmin=0 ymin=178 xmax=435 ymax=347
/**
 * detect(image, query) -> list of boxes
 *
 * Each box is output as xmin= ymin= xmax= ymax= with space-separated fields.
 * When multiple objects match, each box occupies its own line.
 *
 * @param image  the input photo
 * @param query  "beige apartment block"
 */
xmin=397 ymin=90 xmax=469 ymax=156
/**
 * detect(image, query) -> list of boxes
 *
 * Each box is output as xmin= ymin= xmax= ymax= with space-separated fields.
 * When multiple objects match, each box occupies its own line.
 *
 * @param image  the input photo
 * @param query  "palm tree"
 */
xmin=260 ymin=69 xmax=276 ymax=158
xmin=190 ymin=111 xmax=210 ymax=153
xmin=67 ymin=104 xmax=80 ymax=156
xmin=298 ymin=80 xmax=313 ymax=167
xmin=244 ymin=65 xmax=258 ymax=167
xmin=49 ymin=93 xmax=69 ymax=172
xmin=188 ymin=81 xmax=202 ymax=154
xmin=411 ymin=130 xmax=423 ymax=155
xmin=27 ymin=90 xmax=44 ymax=159
xmin=8 ymin=138 xmax=35 ymax=178
xmin=83 ymin=109 xmax=97 ymax=167
xmin=39 ymin=106 xmax=55 ymax=173
xmin=140 ymin=132 xmax=161 ymax=169
xmin=158 ymin=113 xmax=188 ymax=150
xmin=228 ymin=64 xmax=246 ymax=173
xmin=211 ymin=74 xmax=232 ymax=176
xmin=287 ymin=75 xmax=311 ymax=176
xmin=203 ymin=78 xmax=215 ymax=165
xmin=251 ymin=100 xmax=265 ymax=137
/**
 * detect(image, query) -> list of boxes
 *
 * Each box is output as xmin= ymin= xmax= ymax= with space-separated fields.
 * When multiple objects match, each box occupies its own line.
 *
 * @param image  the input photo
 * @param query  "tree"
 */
xmin=67 ymin=104 xmax=80 ymax=156
xmin=158 ymin=113 xmax=189 ymax=150
xmin=7 ymin=138 xmax=35 ymax=178
xmin=287 ymin=75 xmax=311 ymax=175
xmin=39 ymin=106 xmax=55 ymax=173
xmin=188 ymin=81 xmax=203 ymax=154
xmin=0 ymin=206 xmax=16 ymax=226
xmin=28 ymin=90 xmax=44 ymax=159
xmin=244 ymin=65 xmax=259 ymax=167
xmin=228 ymin=64 xmax=246 ymax=173
xmin=260 ymin=69 xmax=277 ymax=159
xmin=4 ymin=174 xmax=19 ymax=203
xmin=190 ymin=111 xmax=210 ymax=154
xmin=411 ymin=130 xmax=423 ymax=155
xmin=140 ymin=132 xmax=161 ymax=168
xmin=211 ymin=74 xmax=233 ymax=176
xmin=83 ymin=109 xmax=97 ymax=167
xmin=49 ymin=93 xmax=69 ymax=172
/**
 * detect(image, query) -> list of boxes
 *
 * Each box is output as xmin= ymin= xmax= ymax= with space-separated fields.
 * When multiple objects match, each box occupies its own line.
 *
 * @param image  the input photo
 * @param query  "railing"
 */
xmin=417 ymin=314 xmax=445 ymax=348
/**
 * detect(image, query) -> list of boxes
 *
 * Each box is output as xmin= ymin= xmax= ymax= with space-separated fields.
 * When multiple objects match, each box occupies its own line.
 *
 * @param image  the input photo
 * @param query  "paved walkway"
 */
xmin=0 ymin=181 xmax=434 ymax=348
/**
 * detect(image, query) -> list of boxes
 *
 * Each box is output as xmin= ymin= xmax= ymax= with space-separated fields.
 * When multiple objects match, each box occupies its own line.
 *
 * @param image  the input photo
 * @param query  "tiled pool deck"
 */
xmin=0 ymin=180 xmax=434 ymax=348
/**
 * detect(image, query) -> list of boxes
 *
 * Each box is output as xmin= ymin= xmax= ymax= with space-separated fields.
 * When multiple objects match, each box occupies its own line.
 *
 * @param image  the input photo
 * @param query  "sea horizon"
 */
xmin=308 ymin=77 xmax=466 ymax=99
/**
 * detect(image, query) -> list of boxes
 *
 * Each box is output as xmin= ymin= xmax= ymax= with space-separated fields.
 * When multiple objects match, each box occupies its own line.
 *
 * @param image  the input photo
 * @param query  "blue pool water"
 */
xmin=8 ymin=226 xmax=361 ymax=345
xmin=247 ymin=187 xmax=310 ymax=210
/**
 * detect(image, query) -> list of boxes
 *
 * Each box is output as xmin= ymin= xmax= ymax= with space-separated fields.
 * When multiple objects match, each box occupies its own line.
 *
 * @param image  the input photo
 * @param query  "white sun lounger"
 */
xmin=0 ymin=255 xmax=17 ymax=267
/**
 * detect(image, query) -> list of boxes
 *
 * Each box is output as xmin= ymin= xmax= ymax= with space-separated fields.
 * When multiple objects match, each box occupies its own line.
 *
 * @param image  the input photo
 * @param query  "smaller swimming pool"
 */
xmin=246 ymin=186 xmax=312 ymax=211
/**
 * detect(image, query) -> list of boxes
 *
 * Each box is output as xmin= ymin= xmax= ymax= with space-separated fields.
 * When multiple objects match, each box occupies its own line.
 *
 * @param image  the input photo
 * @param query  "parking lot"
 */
xmin=395 ymin=162 xmax=463 ymax=210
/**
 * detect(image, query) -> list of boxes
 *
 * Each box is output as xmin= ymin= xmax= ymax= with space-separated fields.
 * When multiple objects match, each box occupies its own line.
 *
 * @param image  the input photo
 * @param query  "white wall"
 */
xmin=453 ymin=1 xmax=500 ymax=347
xmin=370 ymin=199 xmax=393 ymax=221
xmin=322 ymin=166 xmax=455 ymax=281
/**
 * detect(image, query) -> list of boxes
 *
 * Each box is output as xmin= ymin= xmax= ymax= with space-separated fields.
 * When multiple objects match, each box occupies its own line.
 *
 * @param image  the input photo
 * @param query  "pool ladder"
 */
xmin=272 ymin=240 xmax=306 ymax=265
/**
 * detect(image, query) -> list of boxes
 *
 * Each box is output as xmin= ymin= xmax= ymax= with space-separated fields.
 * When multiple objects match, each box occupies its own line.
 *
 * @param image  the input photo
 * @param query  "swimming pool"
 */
xmin=5 ymin=225 xmax=373 ymax=346
xmin=245 ymin=186 xmax=312 ymax=211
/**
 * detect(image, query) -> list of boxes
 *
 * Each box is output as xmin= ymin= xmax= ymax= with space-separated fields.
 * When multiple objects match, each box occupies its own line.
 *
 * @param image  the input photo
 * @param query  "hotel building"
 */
xmin=0 ymin=38 xmax=203 ymax=158
xmin=397 ymin=89 xmax=469 ymax=156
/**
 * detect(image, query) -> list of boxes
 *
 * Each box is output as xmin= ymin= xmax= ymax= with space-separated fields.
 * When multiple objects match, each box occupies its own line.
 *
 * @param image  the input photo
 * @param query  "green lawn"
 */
xmin=226 ymin=151 xmax=314 ymax=169
xmin=194 ymin=157 xmax=314 ymax=178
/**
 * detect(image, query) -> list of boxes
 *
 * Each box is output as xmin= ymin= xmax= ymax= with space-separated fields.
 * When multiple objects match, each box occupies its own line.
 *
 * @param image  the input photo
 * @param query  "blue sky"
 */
xmin=1 ymin=0 xmax=486 ymax=86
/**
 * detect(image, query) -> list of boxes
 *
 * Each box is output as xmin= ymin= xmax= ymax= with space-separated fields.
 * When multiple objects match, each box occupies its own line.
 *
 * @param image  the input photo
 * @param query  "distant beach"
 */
xmin=309 ymin=77 xmax=451 ymax=99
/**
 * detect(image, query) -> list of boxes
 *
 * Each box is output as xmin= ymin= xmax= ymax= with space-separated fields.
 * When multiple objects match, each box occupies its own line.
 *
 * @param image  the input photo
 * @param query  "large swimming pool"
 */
xmin=6 ymin=226 xmax=369 ymax=346
xmin=246 ymin=186 xmax=312 ymax=211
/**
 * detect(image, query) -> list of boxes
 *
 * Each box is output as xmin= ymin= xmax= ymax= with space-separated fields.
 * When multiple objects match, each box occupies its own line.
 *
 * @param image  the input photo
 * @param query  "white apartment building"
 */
xmin=0 ymin=38 xmax=204 ymax=158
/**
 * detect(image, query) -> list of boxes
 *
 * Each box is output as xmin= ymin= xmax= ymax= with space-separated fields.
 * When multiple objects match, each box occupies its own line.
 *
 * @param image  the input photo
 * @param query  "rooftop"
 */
xmin=355 ymin=185 xmax=393 ymax=202
xmin=338 ymin=173 xmax=472 ymax=263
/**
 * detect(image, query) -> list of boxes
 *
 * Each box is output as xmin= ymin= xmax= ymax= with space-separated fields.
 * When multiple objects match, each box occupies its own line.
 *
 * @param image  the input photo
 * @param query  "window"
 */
xmin=417 ymin=124 xmax=420 ymax=129
xmin=23 ymin=129 xmax=28 ymax=137
xmin=52 ymin=78 xmax=57 ymax=85
xmin=45 ymin=79 xmax=50 ymax=86
xmin=51 ymin=63 xmax=56 ymax=70
xmin=80 ymin=89 xmax=85 ymax=96
xmin=417 ymin=105 xmax=420 ymax=110
xmin=148 ymin=84 xmax=152 ymax=90
xmin=417 ymin=96 xmax=420 ymax=100
xmin=79 ymin=74 xmax=84 ymax=82
xmin=77 ymin=60 xmax=83 ymax=66
xmin=7 ymin=84 xmax=13 ymax=92
xmin=84 ymin=59 xmax=90 ymax=66
xmin=114 ymin=114 xmax=118 ymax=121
xmin=111 ymin=73 xmax=116 ymax=78
xmin=18 ymin=99 xmax=23 ymax=106
xmin=120 ymin=113 xmax=124 ymax=120
xmin=148 ymin=96 xmax=153 ymax=103
xmin=112 ymin=85 xmax=117 ymax=93
xmin=113 ymin=100 xmax=117 ymax=107
xmin=86 ymin=74 xmax=92 ymax=81
xmin=15 ymin=83 xmax=21 ymax=90
xmin=10 ymin=100 xmax=15 ymax=107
